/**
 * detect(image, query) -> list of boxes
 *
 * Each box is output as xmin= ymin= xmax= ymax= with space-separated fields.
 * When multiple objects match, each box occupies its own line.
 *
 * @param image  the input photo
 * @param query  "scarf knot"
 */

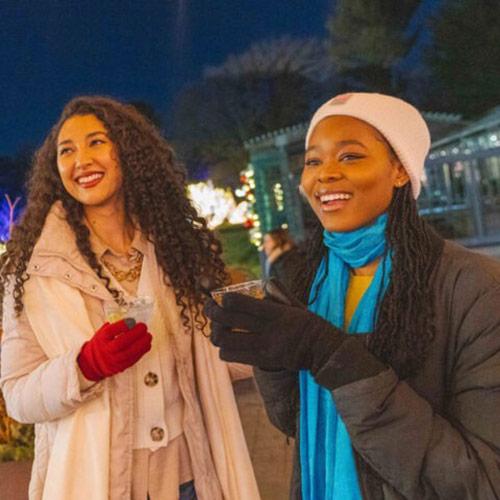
xmin=322 ymin=213 xmax=388 ymax=268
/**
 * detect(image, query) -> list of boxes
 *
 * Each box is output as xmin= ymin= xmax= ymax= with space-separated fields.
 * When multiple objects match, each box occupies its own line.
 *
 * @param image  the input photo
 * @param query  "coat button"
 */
xmin=144 ymin=372 xmax=158 ymax=387
xmin=33 ymin=264 xmax=40 ymax=271
xmin=91 ymin=284 xmax=97 ymax=292
xmin=150 ymin=427 xmax=165 ymax=441
xmin=64 ymin=272 xmax=71 ymax=280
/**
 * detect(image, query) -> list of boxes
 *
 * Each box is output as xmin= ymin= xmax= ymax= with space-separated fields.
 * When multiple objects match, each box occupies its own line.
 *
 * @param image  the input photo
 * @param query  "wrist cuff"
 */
xmin=313 ymin=336 xmax=386 ymax=390
xmin=77 ymin=343 xmax=104 ymax=382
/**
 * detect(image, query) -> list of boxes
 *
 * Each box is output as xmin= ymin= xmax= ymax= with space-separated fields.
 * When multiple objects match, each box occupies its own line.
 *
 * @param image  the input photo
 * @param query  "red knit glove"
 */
xmin=77 ymin=318 xmax=152 ymax=382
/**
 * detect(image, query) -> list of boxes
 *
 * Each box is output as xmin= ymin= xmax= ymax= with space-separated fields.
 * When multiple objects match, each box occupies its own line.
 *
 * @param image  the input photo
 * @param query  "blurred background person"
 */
xmin=262 ymin=228 xmax=304 ymax=292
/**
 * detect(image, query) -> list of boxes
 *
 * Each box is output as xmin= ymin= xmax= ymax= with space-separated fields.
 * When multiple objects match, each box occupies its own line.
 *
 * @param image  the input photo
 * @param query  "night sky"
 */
xmin=0 ymin=1 xmax=332 ymax=156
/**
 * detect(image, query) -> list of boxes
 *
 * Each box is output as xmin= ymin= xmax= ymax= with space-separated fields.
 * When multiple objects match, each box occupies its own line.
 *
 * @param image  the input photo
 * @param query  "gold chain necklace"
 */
xmin=102 ymin=254 xmax=144 ymax=282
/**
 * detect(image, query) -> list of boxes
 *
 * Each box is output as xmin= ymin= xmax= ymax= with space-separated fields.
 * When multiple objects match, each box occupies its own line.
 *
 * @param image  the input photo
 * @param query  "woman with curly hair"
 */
xmin=205 ymin=93 xmax=500 ymax=499
xmin=0 ymin=96 xmax=259 ymax=500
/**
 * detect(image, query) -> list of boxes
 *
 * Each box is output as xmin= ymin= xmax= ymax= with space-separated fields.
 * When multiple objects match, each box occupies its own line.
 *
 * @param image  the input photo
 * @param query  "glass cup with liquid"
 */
xmin=210 ymin=279 xmax=266 ymax=305
xmin=103 ymin=296 xmax=154 ymax=325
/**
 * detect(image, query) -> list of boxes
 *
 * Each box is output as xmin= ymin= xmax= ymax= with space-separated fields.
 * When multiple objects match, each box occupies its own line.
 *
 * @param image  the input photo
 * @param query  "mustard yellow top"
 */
xmin=344 ymin=274 xmax=374 ymax=330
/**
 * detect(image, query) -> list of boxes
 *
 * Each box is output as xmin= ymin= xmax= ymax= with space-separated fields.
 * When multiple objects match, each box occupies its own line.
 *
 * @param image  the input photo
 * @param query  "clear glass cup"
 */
xmin=210 ymin=279 xmax=265 ymax=306
xmin=103 ymin=296 xmax=154 ymax=325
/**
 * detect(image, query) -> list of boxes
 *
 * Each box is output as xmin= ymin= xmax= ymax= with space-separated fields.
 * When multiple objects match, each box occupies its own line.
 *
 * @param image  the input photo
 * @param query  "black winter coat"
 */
xmin=254 ymin=241 xmax=500 ymax=499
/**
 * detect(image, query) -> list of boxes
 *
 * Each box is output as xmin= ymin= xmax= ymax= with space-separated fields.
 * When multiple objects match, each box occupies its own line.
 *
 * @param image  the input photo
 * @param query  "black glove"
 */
xmin=204 ymin=292 xmax=347 ymax=372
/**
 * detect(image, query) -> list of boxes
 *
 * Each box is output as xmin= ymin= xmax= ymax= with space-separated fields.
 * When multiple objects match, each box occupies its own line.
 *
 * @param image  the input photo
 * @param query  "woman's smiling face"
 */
xmin=300 ymin=115 xmax=409 ymax=232
xmin=56 ymin=114 xmax=124 ymax=211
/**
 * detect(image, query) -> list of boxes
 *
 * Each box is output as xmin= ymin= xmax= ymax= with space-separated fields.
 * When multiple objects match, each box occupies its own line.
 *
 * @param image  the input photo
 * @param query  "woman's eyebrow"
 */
xmin=57 ymin=130 xmax=107 ymax=147
xmin=336 ymin=139 xmax=368 ymax=150
xmin=306 ymin=140 xmax=368 ymax=153
xmin=86 ymin=131 xmax=108 ymax=139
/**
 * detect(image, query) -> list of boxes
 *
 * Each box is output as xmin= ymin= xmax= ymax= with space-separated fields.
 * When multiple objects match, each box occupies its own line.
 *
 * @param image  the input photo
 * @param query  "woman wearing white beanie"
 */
xmin=205 ymin=92 xmax=500 ymax=499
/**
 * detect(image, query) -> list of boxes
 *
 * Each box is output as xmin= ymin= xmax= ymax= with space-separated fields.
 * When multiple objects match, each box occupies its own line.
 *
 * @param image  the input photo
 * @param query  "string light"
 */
xmin=186 ymin=180 xmax=249 ymax=229
xmin=236 ymin=166 xmax=262 ymax=247
xmin=273 ymin=182 xmax=284 ymax=211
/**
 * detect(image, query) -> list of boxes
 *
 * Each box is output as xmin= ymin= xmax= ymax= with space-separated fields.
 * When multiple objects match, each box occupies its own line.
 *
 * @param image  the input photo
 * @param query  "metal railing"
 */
xmin=420 ymin=147 xmax=500 ymax=246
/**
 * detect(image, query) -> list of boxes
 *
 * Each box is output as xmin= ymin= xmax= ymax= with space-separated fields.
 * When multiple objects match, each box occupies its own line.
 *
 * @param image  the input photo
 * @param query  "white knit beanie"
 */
xmin=305 ymin=92 xmax=430 ymax=199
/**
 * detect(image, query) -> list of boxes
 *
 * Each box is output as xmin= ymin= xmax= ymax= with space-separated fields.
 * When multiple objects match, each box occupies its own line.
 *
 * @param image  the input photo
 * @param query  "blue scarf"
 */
xmin=299 ymin=214 xmax=392 ymax=500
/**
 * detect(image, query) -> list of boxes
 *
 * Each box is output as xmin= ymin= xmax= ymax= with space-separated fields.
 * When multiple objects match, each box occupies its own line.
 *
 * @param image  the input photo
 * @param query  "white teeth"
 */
xmin=77 ymin=173 xmax=103 ymax=184
xmin=319 ymin=193 xmax=352 ymax=202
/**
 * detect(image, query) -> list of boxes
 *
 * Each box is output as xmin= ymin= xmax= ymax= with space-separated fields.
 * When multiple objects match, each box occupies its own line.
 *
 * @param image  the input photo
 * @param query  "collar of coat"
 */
xmin=27 ymin=202 xmax=126 ymax=301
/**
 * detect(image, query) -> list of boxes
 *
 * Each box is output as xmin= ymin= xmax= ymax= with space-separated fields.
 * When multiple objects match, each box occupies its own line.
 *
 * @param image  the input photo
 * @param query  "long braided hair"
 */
xmin=0 ymin=96 xmax=228 ymax=331
xmin=293 ymin=182 xmax=444 ymax=379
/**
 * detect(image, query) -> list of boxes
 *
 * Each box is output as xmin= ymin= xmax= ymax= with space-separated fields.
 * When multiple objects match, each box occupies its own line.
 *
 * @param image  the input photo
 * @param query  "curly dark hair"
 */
xmin=292 ymin=183 xmax=444 ymax=379
xmin=0 ymin=95 xmax=228 ymax=331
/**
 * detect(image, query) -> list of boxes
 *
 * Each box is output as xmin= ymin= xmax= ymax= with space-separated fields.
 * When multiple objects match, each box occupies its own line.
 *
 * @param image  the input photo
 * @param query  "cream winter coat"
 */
xmin=0 ymin=202 xmax=260 ymax=500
